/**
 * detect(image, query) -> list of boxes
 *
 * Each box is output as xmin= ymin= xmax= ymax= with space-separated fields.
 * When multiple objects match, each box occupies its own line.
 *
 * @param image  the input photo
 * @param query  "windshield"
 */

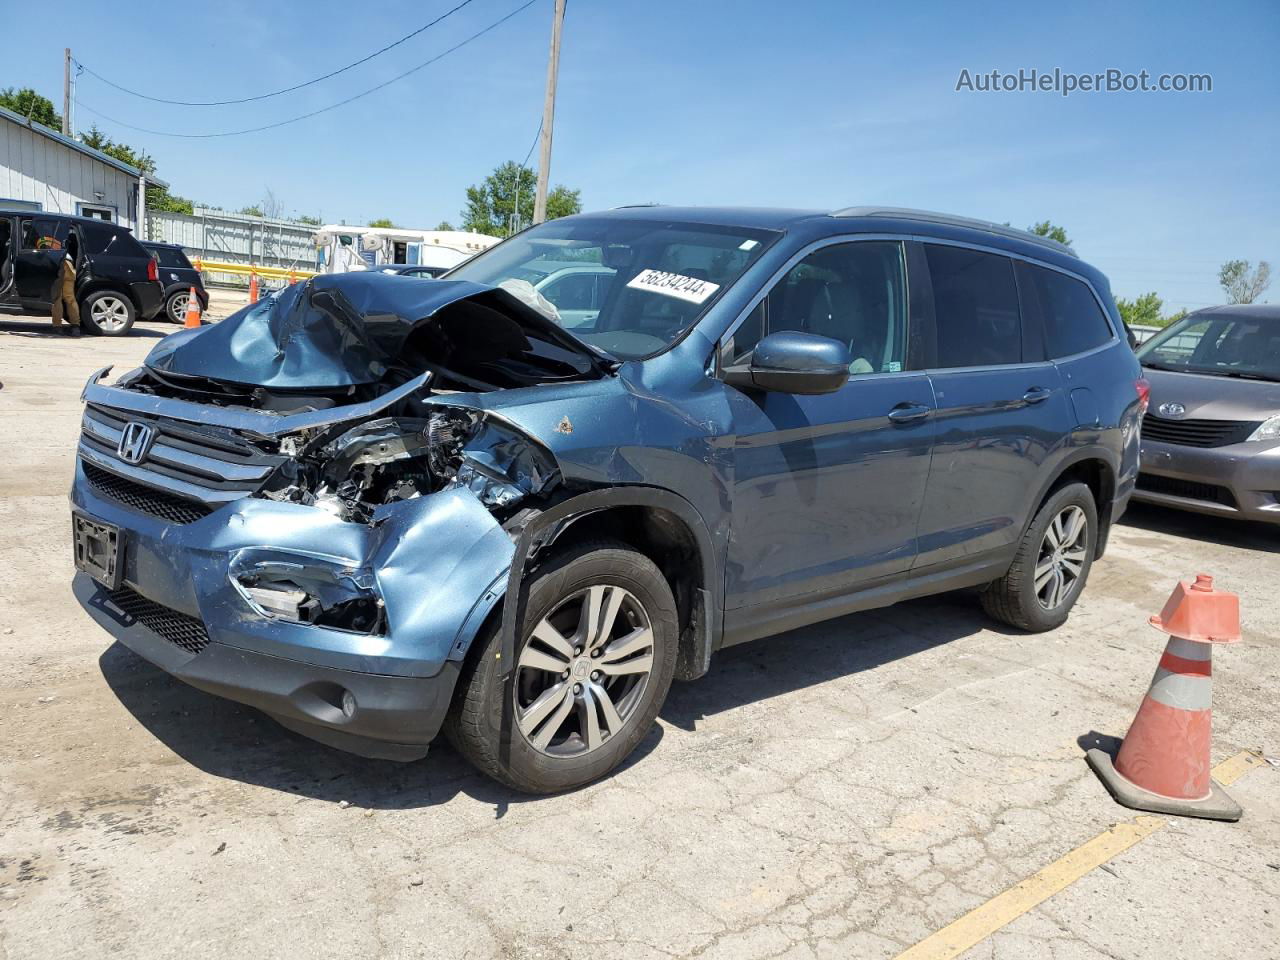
xmin=445 ymin=216 xmax=779 ymax=359
xmin=1137 ymin=311 xmax=1280 ymax=381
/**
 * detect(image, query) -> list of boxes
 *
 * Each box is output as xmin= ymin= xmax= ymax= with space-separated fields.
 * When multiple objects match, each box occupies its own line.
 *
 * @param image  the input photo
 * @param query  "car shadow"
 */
xmin=0 ymin=320 xmax=170 ymax=339
xmin=98 ymin=591 xmax=997 ymax=814
xmin=1119 ymin=501 xmax=1278 ymax=553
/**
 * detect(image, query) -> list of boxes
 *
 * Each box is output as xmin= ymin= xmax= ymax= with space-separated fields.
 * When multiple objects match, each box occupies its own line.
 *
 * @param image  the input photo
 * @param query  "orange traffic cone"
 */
xmin=183 ymin=286 xmax=202 ymax=328
xmin=248 ymin=271 xmax=259 ymax=303
xmin=1087 ymin=574 xmax=1242 ymax=821
xmin=288 ymin=269 xmax=297 ymax=285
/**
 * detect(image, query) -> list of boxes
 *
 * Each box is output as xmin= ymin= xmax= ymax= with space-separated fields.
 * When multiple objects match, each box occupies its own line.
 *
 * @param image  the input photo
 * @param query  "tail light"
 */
xmin=1135 ymin=377 xmax=1151 ymax=414
xmin=147 ymin=257 xmax=158 ymax=282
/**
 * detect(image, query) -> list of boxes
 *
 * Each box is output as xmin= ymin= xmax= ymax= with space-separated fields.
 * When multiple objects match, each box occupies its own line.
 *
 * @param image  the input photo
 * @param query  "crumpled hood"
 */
xmin=143 ymin=272 xmax=605 ymax=390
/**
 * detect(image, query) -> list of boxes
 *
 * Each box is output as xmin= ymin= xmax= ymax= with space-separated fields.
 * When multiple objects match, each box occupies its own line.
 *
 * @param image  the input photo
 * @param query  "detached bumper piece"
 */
xmin=76 ymin=574 xmax=455 ymax=761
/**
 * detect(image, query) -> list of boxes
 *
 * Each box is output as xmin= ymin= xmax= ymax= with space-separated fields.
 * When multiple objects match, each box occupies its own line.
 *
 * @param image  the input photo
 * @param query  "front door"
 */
xmin=13 ymin=216 xmax=70 ymax=307
xmin=0 ymin=215 xmax=16 ymax=308
xmin=723 ymin=239 xmax=936 ymax=615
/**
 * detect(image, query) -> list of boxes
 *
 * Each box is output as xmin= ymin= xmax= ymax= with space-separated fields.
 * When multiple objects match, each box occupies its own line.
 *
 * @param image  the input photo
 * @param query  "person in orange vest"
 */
xmin=50 ymin=232 xmax=82 ymax=337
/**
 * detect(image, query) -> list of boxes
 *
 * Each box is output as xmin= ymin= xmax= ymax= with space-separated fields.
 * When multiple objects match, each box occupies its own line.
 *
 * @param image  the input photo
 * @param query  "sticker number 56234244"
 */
xmin=625 ymin=269 xmax=720 ymax=305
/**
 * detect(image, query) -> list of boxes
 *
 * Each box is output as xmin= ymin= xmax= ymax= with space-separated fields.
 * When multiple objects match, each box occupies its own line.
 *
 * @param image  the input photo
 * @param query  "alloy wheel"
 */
xmin=1035 ymin=505 xmax=1088 ymax=610
xmin=92 ymin=296 xmax=131 ymax=333
xmin=168 ymin=292 xmax=189 ymax=323
xmin=514 ymin=584 xmax=655 ymax=757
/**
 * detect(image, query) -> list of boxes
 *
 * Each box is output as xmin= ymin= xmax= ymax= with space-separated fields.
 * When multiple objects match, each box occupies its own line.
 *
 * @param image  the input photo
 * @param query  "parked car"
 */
xmin=71 ymin=206 xmax=1144 ymax=792
xmin=142 ymin=242 xmax=209 ymax=324
xmin=0 ymin=210 xmax=164 ymax=335
xmin=1133 ymin=304 xmax=1280 ymax=523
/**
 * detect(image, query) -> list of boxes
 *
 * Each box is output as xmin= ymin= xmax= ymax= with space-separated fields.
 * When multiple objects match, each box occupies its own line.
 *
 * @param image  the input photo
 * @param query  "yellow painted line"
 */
xmin=1213 ymin=750 xmax=1266 ymax=786
xmin=894 ymin=751 xmax=1267 ymax=960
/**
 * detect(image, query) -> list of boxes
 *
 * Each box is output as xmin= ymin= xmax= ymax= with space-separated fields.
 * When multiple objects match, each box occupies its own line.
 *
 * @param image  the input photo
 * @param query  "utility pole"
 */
xmin=532 ymin=0 xmax=565 ymax=225
xmin=62 ymin=48 xmax=71 ymax=135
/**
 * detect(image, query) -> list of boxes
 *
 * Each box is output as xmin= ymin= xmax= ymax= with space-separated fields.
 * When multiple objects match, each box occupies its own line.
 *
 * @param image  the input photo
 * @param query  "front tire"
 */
xmin=447 ymin=540 xmax=678 ymax=794
xmin=81 ymin=290 xmax=136 ymax=336
xmin=980 ymin=482 xmax=1098 ymax=632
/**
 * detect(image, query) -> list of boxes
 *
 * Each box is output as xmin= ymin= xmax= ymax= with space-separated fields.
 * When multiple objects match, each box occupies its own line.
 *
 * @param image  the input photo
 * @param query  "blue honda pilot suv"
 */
xmin=71 ymin=206 xmax=1146 ymax=793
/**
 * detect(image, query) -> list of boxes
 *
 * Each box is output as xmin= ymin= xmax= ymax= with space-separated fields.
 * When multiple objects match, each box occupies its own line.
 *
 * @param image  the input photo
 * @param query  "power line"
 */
xmin=74 ymin=0 xmax=539 ymax=139
xmin=75 ymin=0 xmax=480 ymax=107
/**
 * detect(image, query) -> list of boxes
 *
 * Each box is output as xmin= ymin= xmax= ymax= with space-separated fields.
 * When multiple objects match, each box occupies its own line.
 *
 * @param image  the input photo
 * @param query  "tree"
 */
xmin=460 ymin=161 xmax=582 ymax=237
xmin=238 ymin=204 xmax=264 ymax=217
xmin=80 ymin=125 xmax=194 ymax=215
xmin=368 ymin=218 xmax=397 ymax=228
xmin=1115 ymin=292 xmax=1164 ymax=328
xmin=297 ymin=214 xmax=322 ymax=226
xmin=0 ymin=87 xmax=60 ymax=130
xmin=434 ymin=220 xmax=455 ymax=231
xmin=1027 ymin=220 xmax=1071 ymax=246
xmin=1218 ymin=259 xmax=1272 ymax=304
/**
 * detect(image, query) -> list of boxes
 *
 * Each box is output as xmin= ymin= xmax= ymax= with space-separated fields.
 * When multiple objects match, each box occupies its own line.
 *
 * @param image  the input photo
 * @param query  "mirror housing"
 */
xmin=723 ymin=331 xmax=851 ymax=395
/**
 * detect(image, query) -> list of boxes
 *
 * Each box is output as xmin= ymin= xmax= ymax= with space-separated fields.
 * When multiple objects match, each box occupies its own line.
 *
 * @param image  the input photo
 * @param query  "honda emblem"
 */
xmin=117 ymin=421 xmax=156 ymax=464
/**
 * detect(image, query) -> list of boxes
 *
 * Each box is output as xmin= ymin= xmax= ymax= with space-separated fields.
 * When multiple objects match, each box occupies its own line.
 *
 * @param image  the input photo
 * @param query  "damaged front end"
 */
xmin=71 ymin=273 xmax=604 ymax=759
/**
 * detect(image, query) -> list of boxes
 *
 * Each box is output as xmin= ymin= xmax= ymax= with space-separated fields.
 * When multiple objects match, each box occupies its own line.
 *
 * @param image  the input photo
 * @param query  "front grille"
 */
xmin=78 ymin=404 xmax=287 ymax=509
xmin=1141 ymin=414 xmax=1260 ymax=448
xmin=1136 ymin=473 xmax=1238 ymax=508
xmin=83 ymin=461 xmax=213 ymax=524
xmin=106 ymin=587 xmax=211 ymax=654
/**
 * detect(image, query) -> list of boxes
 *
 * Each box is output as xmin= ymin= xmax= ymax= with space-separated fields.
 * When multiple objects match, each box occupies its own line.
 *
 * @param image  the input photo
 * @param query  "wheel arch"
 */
xmin=491 ymin=487 xmax=722 ymax=685
xmin=1026 ymin=450 xmax=1118 ymax=559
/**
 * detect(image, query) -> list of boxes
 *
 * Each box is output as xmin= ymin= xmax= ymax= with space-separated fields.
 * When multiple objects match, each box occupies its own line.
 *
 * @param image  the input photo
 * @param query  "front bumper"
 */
xmin=71 ymin=461 xmax=515 ymax=758
xmin=1133 ymin=436 xmax=1280 ymax=524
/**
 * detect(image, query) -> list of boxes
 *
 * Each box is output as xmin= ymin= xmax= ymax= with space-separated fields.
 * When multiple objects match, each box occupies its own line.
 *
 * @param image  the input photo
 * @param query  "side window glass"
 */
xmin=1026 ymin=264 xmax=1113 ymax=358
xmin=20 ymin=217 xmax=68 ymax=251
xmin=731 ymin=241 xmax=908 ymax=373
xmin=925 ymin=245 xmax=1021 ymax=367
xmin=542 ymin=272 xmax=595 ymax=311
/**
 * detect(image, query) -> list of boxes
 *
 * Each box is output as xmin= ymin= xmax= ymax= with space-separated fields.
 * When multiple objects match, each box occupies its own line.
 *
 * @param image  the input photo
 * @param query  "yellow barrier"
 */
xmin=191 ymin=258 xmax=318 ymax=282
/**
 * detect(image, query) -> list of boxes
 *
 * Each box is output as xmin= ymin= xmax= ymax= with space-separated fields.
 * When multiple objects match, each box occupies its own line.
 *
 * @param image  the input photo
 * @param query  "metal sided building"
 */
xmin=0 ymin=105 xmax=166 ymax=230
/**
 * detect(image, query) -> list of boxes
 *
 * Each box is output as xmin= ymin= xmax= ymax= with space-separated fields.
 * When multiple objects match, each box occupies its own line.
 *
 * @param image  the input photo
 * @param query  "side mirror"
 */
xmin=723 ymin=331 xmax=851 ymax=395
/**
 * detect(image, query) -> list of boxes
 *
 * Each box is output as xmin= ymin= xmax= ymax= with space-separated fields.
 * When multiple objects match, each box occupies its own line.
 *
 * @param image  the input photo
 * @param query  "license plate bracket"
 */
xmin=73 ymin=513 xmax=123 ymax=590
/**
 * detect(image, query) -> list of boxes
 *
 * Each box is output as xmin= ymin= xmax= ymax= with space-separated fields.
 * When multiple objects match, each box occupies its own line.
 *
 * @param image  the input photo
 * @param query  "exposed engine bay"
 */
xmin=104 ymin=273 xmax=598 ymax=525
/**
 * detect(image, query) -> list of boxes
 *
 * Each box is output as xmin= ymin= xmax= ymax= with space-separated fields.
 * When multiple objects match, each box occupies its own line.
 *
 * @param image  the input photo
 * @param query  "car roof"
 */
xmin=0 ymin=209 xmax=132 ymax=229
xmin=142 ymin=241 xmax=183 ymax=249
xmin=1186 ymin=303 xmax=1280 ymax=321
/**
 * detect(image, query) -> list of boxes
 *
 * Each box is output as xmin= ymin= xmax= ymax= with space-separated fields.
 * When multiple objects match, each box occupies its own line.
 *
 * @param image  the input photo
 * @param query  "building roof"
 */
xmin=0 ymin=105 xmax=169 ymax=188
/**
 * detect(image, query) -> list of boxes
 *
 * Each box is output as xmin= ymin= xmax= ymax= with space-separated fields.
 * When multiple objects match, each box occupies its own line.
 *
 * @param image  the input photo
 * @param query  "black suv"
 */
xmin=0 ymin=211 xmax=164 ymax=335
xmin=142 ymin=242 xmax=209 ymax=324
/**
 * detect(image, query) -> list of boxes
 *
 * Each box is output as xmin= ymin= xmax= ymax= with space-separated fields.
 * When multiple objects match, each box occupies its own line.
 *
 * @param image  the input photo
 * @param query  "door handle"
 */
xmin=888 ymin=402 xmax=931 ymax=424
xmin=1022 ymin=387 xmax=1053 ymax=404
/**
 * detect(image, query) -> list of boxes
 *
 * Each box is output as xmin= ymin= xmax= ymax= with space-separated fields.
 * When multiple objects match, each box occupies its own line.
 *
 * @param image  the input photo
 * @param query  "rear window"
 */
xmin=925 ymin=244 xmax=1022 ymax=367
xmin=81 ymin=223 xmax=148 ymax=259
xmin=148 ymin=246 xmax=191 ymax=268
xmin=1023 ymin=264 xmax=1113 ymax=358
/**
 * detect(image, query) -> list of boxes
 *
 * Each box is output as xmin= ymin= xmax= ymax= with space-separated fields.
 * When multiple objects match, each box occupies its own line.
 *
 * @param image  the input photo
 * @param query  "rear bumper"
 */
xmin=130 ymin=280 xmax=165 ymax=319
xmin=1133 ymin=437 xmax=1280 ymax=524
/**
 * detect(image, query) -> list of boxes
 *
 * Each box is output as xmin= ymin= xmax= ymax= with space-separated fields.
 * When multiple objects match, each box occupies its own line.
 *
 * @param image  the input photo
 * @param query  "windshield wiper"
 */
xmin=1140 ymin=360 xmax=1180 ymax=372
xmin=1216 ymin=370 xmax=1280 ymax=382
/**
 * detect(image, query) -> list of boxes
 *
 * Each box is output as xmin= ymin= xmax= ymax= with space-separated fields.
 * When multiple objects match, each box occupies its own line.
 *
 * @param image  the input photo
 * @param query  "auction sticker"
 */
xmin=626 ymin=269 xmax=720 ymax=305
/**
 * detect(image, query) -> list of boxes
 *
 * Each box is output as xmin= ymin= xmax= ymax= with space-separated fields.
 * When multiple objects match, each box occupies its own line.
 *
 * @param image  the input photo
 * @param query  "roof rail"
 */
xmin=831 ymin=206 xmax=1076 ymax=257
xmin=611 ymin=202 xmax=664 ymax=209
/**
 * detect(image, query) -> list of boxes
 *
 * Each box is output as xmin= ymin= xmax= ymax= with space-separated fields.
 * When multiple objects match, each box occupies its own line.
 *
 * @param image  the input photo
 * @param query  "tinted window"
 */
xmin=19 ymin=217 xmax=70 ymax=251
xmin=80 ymin=223 xmax=148 ymax=258
xmin=925 ymin=245 xmax=1021 ymax=367
xmin=148 ymin=246 xmax=190 ymax=268
xmin=733 ymin=241 xmax=908 ymax=374
xmin=1024 ymin=264 xmax=1112 ymax=357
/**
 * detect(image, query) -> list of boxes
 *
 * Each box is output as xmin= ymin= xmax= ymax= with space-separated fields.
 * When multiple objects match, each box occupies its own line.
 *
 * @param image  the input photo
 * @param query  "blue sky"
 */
xmin=6 ymin=0 xmax=1278 ymax=310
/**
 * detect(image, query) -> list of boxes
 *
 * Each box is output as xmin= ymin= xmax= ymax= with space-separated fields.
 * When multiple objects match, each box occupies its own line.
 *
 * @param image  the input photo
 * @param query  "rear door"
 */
xmin=723 ymin=238 xmax=936 ymax=614
xmin=914 ymin=242 xmax=1071 ymax=566
xmin=0 ymin=214 xmax=17 ymax=307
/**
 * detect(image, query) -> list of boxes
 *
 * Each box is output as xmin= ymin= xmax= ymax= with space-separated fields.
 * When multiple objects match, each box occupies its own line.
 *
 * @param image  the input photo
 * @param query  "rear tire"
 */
xmin=80 ymin=290 xmax=136 ymax=336
xmin=164 ymin=289 xmax=190 ymax=324
xmin=980 ymin=482 xmax=1097 ymax=632
xmin=446 ymin=539 xmax=678 ymax=794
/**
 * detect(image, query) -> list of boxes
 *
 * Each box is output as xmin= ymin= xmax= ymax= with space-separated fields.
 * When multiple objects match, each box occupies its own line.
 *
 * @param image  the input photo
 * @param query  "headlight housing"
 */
xmin=1247 ymin=415 xmax=1280 ymax=442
